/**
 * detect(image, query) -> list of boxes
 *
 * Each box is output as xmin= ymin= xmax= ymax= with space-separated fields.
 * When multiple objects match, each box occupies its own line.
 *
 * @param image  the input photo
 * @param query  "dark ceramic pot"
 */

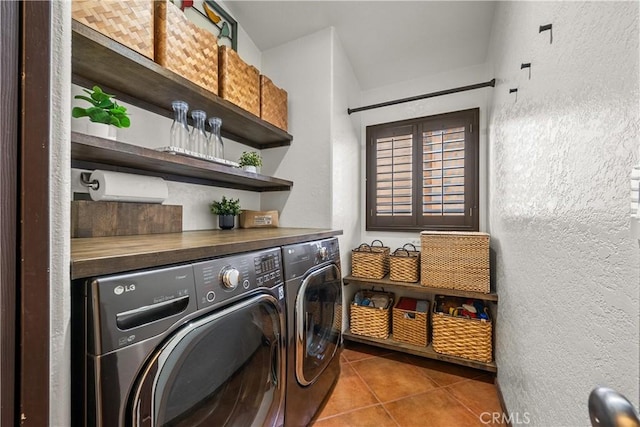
xmin=218 ymin=214 xmax=235 ymax=230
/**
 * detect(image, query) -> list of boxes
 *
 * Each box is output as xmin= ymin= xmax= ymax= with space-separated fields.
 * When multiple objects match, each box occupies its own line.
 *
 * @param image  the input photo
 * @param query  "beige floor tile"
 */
xmin=383 ymin=387 xmax=485 ymax=427
xmin=315 ymin=364 xmax=379 ymax=419
xmin=350 ymin=353 xmax=439 ymax=403
xmin=311 ymin=404 xmax=398 ymax=427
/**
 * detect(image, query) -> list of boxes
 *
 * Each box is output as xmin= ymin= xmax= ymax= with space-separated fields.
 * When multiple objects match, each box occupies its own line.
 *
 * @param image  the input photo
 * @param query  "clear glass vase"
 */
xmin=207 ymin=117 xmax=224 ymax=159
xmin=189 ymin=110 xmax=207 ymax=156
xmin=170 ymin=101 xmax=189 ymax=151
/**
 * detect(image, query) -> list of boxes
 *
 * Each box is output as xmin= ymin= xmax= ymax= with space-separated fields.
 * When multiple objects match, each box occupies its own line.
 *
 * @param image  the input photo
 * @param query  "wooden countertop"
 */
xmin=71 ymin=228 xmax=342 ymax=279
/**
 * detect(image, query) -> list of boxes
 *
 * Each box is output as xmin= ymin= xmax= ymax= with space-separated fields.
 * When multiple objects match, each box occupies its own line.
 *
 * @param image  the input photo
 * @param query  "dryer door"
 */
xmin=130 ymin=293 xmax=285 ymax=427
xmin=296 ymin=264 xmax=342 ymax=386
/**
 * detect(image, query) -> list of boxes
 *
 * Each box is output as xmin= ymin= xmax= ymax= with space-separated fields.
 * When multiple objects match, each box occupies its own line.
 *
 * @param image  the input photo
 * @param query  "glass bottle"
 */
xmin=170 ymin=101 xmax=189 ymax=152
xmin=189 ymin=110 xmax=207 ymax=156
xmin=208 ymin=117 xmax=224 ymax=159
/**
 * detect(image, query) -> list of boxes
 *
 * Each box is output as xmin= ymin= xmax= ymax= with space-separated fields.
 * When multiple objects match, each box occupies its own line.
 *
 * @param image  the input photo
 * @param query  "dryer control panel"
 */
xmin=192 ymin=247 xmax=283 ymax=309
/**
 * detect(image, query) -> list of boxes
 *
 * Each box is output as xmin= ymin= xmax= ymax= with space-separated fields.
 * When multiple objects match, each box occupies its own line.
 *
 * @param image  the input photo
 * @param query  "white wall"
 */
xmin=487 ymin=2 xmax=640 ymax=425
xmin=330 ymin=29 xmax=362 ymax=271
xmin=358 ymin=63 xmax=493 ymax=251
xmin=260 ymin=28 xmax=333 ymax=229
xmin=50 ymin=2 xmax=71 ymax=425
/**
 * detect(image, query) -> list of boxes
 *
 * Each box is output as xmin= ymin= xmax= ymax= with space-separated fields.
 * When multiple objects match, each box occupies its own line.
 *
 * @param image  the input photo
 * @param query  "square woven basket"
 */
xmin=350 ymin=290 xmax=394 ymax=339
xmin=260 ymin=75 xmax=288 ymax=131
xmin=154 ymin=0 xmax=218 ymax=95
xmin=72 ymin=0 xmax=154 ymax=59
xmin=351 ymin=240 xmax=390 ymax=279
xmin=389 ymin=243 xmax=420 ymax=283
xmin=431 ymin=302 xmax=493 ymax=363
xmin=421 ymin=231 xmax=490 ymax=293
xmin=219 ymin=45 xmax=260 ymax=116
xmin=392 ymin=298 xmax=429 ymax=347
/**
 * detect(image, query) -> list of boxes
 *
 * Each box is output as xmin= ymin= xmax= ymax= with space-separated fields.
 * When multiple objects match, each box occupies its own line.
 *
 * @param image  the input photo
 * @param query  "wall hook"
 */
xmin=539 ymin=24 xmax=553 ymax=44
xmin=509 ymin=88 xmax=518 ymax=102
xmin=521 ymin=63 xmax=532 ymax=79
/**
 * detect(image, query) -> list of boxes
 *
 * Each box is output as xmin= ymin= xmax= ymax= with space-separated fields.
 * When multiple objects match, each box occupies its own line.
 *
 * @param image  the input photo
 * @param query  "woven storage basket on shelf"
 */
xmin=350 ymin=290 xmax=394 ymax=339
xmin=431 ymin=305 xmax=493 ymax=363
xmin=351 ymin=240 xmax=390 ymax=279
xmin=392 ymin=298 xmax=429 ymax=346
xmin=72 ymin=0 xmax=154 ymax=59
xmin=154 ymin=0 xmax=218 ymax=95
xmin=421 ymin=231 xmax=490 ymax=293
xmin=260 ymin=75 xmax=288 ymax=131
xmin=219 ymin=45 xmax=260 ymax=116
xmin=389 ymin=243 xmax=420 ymax=283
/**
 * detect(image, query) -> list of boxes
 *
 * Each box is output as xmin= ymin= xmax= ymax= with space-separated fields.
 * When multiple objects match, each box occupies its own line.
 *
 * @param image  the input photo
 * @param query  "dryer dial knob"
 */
xmin=318 ymin=247 xmax=329 ymax=262
xmin=220 ymin=267 xmax=240 ymax=290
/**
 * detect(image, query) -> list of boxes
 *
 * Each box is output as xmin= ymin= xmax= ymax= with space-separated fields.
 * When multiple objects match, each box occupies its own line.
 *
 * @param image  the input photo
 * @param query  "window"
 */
xmin=366 ymin=108 xmax=479 ymax=232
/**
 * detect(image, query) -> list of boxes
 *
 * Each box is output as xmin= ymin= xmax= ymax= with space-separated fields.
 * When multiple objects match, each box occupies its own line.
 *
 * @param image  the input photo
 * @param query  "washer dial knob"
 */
xmin=220 ymin=267 xmax=240 ymax=290
xmin=318 ymin=246 xmax=329 ymax=262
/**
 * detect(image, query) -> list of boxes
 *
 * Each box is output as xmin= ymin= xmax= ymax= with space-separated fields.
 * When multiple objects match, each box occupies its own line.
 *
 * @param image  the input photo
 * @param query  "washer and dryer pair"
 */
xmin=72 ymin=238 xmax=342 ymax=427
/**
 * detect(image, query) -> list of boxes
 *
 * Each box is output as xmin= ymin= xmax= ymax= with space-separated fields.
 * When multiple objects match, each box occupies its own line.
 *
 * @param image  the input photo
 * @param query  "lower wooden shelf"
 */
xmin=342 ymin=330 xmax=497 ymax=373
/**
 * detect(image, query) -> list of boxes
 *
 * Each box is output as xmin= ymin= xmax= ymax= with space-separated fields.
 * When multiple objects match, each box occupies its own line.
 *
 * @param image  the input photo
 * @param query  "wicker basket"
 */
xmin=431 ymin=298 xmax=492 ymax=363
xmin=260 ymin=75 xmax=288 ymax=131
xmin=154 ymin=0 xmax=218 ymax=95
xmin=72 ymin=0 xmax=154 ymax=59
xmin=219 ymin=45 xmax=260 ymax=116
xmin=351 ymin=240 xmax=390 ymax=279
xmin=392 ymin=298 xmax=429 ymax=346
xmin=390 ymin=243 xmax=420 ymax=283
xmin=421 ymin=231 xmax=490 ymax=293
xmin=350 ymin=290 xmax=394 ymax=339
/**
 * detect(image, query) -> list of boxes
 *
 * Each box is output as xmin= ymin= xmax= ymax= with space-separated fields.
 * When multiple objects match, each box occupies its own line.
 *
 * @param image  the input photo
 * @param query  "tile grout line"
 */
xmin=440 ymin=383 xmax=491 ymax=424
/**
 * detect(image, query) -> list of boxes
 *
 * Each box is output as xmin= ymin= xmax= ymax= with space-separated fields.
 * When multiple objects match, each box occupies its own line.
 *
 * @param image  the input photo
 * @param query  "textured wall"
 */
xmin=487 ymin=2 xmax=640 ymax=425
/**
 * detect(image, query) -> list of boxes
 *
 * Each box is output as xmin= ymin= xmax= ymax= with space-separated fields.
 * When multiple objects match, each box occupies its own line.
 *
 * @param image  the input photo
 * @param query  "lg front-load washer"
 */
xmin=72 ymin=248 xmax=286 ymax=427
xmin=281 ymin=238 xmax=342 ymax=427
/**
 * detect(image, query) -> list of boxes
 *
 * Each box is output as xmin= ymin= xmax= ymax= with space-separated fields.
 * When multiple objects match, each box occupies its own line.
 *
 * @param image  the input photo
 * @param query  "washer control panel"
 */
xmin=192 ymin=248 xmax=283 ymax=309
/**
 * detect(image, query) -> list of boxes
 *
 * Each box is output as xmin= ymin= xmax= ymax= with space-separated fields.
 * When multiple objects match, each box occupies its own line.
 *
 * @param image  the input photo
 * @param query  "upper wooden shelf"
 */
xmin=71 ymin=21 xmax=292 ymax=149
xmin=343 ymin=275 xmax=498 ymax=301
xmin=71 ymin=132 xmax=293 ymax=192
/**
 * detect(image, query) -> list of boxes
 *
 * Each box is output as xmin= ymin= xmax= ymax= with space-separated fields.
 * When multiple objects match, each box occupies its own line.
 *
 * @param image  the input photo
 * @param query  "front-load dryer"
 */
xmin=281 ymin=238 xmax=342 ymax=427
xmin=72 ymin=248 xmax=286 ymax=427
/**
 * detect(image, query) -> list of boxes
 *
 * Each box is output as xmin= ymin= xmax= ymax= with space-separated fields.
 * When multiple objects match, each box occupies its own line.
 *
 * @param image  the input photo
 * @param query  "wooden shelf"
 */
xmin=343 ymin=275 xmax=498 ymax=301
xmin=342 ymin=331 xmax=497 ymax=373
xmin=72 ymin=21 xmax=292 ymax=149
xmin=71 ymin=132 xmax=293 ymax=192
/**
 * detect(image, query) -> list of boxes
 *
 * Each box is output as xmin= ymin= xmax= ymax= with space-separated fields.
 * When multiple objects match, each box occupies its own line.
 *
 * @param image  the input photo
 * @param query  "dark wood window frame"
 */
xmin=366 ymin=108 xmax=480 ymax=232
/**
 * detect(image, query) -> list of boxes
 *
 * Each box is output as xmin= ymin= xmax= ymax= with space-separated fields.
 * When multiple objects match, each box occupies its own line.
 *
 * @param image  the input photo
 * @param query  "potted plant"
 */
xmin=72 ymin=85 xmax=130 ymax=139
xmin=238 ymin=151 xmax=262 ymax=173
xmin=210 ymin=196 xmax=241 ymax=229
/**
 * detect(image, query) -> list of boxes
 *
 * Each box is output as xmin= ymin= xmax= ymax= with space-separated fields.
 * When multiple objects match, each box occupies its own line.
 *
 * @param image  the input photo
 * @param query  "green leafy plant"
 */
xmin=72 ymin=85 xmax=131 ymax=128
xmin=238 ymin=151 xmax=263 ymax=167
xmin=210 ymin=196 xmax=241 ymax=216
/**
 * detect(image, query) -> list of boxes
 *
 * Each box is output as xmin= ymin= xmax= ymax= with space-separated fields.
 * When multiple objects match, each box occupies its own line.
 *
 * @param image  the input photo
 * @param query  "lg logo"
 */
xmin=114 ymin=284 xmax=136 ymax=295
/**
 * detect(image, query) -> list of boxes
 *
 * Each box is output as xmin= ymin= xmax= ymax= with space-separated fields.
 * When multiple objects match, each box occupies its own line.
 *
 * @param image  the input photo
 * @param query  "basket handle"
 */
xmin=354 ymin=243 xmax=372 ymax=252
xmin=370 ymin=239 xmax=385 ymax=247
xmin=402 ymin=243 xmax=417 ymax=252
xmin=392 ymin=249 xmax=410 ymax=257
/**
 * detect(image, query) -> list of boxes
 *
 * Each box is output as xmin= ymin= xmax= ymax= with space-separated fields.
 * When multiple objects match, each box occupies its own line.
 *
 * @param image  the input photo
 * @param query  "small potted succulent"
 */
xmin=238 ymin=151 xmax=262 ymax=173
xmin=210 ymin=196 xmax=241 ymax=230
xmin=72 ymin=85 xmax=130 ymax=139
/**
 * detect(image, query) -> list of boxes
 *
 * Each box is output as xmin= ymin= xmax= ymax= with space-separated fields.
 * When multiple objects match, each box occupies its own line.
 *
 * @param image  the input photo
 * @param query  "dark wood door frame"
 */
xmin=20 ymin=1 xmax=52 ymax=426
xmin=0 ymin=1 xmax=19 ymax=425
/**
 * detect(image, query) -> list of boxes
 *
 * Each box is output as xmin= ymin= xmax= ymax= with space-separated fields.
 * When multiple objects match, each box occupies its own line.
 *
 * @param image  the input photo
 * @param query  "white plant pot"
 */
xmin=86 ymin=121 xmax=116 ymax=140
xmin=242 ymin=165 xmax=257 ymax=173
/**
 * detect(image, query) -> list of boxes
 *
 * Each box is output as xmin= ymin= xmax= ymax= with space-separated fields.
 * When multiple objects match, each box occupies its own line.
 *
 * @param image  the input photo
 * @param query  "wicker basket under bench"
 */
xmin=349 ymin=290 xmax=394 ymax=339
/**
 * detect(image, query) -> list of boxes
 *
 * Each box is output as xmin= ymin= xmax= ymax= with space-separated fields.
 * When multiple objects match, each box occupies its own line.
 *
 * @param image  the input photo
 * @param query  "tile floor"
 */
xmin=310 ymin=342 xmax=506 ymax=427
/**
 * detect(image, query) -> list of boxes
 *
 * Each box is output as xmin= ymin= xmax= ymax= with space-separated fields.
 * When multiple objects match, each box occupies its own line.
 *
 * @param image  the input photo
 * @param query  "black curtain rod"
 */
xmin=347 ymin=78 xmax=496 ymax=115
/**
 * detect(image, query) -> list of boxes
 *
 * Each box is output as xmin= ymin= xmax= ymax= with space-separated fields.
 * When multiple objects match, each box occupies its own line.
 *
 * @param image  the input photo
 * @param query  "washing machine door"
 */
xmin=296 ymin=263 xmax=342 ymax=386
xmin=130 ymin=293 xmax=285 ymax=427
